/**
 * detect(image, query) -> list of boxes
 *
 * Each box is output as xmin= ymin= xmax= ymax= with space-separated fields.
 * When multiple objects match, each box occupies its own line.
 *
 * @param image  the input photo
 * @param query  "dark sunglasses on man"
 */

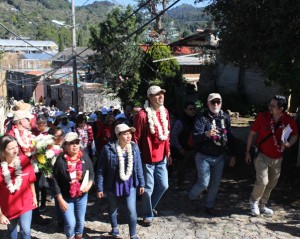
xmin=210 ymin=100 xmax=221 ymax=105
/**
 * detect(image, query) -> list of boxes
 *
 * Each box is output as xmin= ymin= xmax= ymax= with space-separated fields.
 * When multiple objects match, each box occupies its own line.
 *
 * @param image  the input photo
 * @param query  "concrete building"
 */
xmin=0 ymin=39 xmax=58 ymax=55
xmin=44 ymin=79 xmax=121 ymax=112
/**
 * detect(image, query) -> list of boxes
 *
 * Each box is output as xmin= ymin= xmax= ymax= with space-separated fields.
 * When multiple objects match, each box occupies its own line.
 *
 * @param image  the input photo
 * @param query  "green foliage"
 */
xmin=117 ymin=73 xmax=142 ymax=106
xmin=89 ymin=6 xmax=143 ymax=100
xmin=195 ymin=100 xmax=204 ymax=113
xmin=200 ymin=0 xmax=300 ymax=95
xmin=0 ymin=50 xmax=4 ymax=61
xmin=138 ymin=43 xmax=184 ymax=111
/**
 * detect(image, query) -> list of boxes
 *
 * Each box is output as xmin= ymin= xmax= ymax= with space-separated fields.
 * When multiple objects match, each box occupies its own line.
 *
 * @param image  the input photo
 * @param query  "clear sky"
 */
xmin=73 ymin=0 xmax=208 ymax=8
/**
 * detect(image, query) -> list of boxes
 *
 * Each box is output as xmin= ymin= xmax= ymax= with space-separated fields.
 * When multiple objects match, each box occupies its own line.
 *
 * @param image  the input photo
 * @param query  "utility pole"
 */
xmin=72 ymin=0 xmax=79 ymax=112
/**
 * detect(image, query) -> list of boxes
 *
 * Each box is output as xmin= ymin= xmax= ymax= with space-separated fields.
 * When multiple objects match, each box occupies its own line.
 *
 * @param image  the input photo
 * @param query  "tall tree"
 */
xmin=138 ymin=42 xmax=184 ymax=110
xmin=137 ymin=0 xmax=169 ymax=33
xmin=89 ymin=6 xmax=142 ymax=90
xmin=196 ymin=0 xmax=300 ymax=95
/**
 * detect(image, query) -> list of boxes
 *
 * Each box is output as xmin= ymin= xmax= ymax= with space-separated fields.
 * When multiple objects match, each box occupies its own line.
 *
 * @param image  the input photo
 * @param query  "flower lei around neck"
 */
xmin=14 ymin=128 xmax=34 ymax=157
xmin=116 ymin=141 xmax=134 ymax=181
xmin=65 ymin=151 xmax=83 ymax=198
xmin=270 ymin=117 xmax=285 ymax=153
xmin=1 ymin=157 xmax=23 ymax=193
xmin=210 ymin=112 xmax=228 ymax=146
xmin=144 ymin=100 xmax=169 ymax=141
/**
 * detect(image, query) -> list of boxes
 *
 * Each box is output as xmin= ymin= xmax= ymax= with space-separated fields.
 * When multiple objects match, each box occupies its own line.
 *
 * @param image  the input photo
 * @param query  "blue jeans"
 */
xmin=142 ymin=158 xmax=169 ymax=220
xmin=189 ymin=153 xmax=225 ymax=208
xmin=63 ymin=193 xmax=88 ymax=238
xmin=7 ymin=210 xmax=32 ymax=239
xmin=107 ymin=187 xmax=137 ymax=237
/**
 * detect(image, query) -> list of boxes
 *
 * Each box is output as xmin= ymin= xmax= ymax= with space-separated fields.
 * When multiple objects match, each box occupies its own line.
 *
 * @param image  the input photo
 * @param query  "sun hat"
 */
xmin=12 ymin=101 xmax=32 ymax=111
xmin=13 ymin=110 xmax=34 ymax=121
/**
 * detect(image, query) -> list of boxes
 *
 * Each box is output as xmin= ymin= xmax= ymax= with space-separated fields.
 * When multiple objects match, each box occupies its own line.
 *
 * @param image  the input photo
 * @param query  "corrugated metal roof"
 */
xmin=177 ymin=56 xmax=202 ymax=65
xmin=0 ymin=39 xmax=58 ymax=48
xmin=22 ymin=54 xmax=52 ymax=60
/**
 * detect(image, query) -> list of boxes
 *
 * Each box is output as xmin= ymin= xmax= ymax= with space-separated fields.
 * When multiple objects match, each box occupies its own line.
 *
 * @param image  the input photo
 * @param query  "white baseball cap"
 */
xmin=115 ymin=123 xmax=136 ymax=135
xmin=64 ymin=132 xmax=79 ymax=142
xmin=207 ymin=93 xmax=222 ymax=102
xmin=147 ymin=85 xmax=166 ymax=97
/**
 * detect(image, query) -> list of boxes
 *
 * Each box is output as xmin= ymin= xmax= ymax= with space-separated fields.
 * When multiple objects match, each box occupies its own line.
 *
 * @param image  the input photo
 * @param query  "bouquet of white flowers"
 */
xmin=33 ymin=134 xmax=62 ymax=177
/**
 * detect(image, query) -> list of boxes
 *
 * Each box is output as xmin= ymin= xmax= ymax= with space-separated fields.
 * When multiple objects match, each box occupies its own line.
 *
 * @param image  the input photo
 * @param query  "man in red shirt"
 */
xmin=6 ymin=110 xmax=35 ymax=157
xmin=133 ymin=85 xmax=172 ymax=226
xmin=245 ymin=95 xmax=298 ymax=216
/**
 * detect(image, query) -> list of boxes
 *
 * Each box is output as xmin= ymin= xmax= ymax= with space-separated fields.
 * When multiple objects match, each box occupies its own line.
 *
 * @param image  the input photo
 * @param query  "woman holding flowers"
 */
xmin=52 ymin=132 xmax=94 ymax=239
xmin=0 ymin=135 xmax=37 ymax=239
xmin=97 ymin=124 xmax=145 ymax=239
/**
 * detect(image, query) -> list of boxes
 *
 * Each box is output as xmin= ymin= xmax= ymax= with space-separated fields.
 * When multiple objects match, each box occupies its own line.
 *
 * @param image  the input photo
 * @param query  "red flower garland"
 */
xmin=270 ymin=118 xmax=285 ymax=153
xmin=65 ymin=151 xmax=83 ymax=198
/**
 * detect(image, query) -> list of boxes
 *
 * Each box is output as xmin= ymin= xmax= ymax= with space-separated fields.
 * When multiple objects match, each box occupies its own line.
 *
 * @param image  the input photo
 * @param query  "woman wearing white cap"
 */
xmin=52 ymin=132 xmax=94 ymax=239
xmin=96 ymin=124 xmax=145 ymax=239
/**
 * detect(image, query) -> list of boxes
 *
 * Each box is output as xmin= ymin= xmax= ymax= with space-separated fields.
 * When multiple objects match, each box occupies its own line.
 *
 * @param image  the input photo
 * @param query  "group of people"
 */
xmin=0 ymin=85 xmax=298 ymax=239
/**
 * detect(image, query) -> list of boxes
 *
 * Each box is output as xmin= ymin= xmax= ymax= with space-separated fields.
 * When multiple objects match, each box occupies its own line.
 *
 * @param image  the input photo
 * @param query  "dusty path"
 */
xmin=1 ymin=122 xmax=300 ymax=239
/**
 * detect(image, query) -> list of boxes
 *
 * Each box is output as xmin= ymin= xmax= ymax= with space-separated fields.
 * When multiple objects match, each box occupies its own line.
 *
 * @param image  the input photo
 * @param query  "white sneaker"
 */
xmin=249 ymin=199 xmax=260 ymax=216
xmin=260 ymin=205 xmax=274 ymax=215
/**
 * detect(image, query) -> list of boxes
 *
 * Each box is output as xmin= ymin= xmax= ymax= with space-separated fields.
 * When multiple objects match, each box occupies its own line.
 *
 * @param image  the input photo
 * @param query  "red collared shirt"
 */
xmin=251 ymin=112 xmax=298 ymax=159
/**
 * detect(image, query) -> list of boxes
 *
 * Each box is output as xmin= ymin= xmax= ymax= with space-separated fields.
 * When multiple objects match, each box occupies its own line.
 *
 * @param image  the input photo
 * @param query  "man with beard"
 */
xmin=133 ymin=85 xmax=172 ymax=226
xmin=245 ymin=95 xmax=298 ymax=216
xmin=188 ymin=93 xmax=236 ymax=215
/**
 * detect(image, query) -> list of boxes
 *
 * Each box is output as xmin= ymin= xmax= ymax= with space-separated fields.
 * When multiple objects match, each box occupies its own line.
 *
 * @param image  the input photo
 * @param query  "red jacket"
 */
xmin=0 ymin=155 xmax=36 ymax=219
xmin=133 ymin=109 xmax=170 ymax=164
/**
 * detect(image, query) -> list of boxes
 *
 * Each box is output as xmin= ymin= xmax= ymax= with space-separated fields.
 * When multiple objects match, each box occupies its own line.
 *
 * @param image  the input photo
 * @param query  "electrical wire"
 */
xmin=0 ymin=22 xmax=55 ymax=57
xmin=5 ymin=0 xmax=181 ymax=86
xmin=1 ymin=1 xmax=150 ymax=83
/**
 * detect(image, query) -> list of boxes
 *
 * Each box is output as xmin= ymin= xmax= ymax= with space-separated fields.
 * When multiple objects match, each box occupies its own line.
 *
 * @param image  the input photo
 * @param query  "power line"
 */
xmin=0 ymin=22 xmax=55 ymax=56
xmin=5 ymin=0 xmax=181 ymax=86
xmin=46 ymin=0 xmax=181 ymax=82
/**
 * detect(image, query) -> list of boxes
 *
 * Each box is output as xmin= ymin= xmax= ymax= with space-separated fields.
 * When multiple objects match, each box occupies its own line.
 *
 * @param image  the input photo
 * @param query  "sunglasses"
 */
xmin=210 ymin=100 xmax=221 ymax=105
xmin=187 ymin=108 xmax=196 ymax=111
xmin=67 ymin=140 xmax=80 ymax=145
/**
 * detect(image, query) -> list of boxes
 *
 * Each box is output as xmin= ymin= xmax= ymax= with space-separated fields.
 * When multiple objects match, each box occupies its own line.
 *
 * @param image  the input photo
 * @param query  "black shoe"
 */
xmin=39 ymin=205 xmax=47 ymax=212
xmin=188 ymin=199 xmax=198 ymax=210
xmin=57 ymin=220 xmax=64 ymax=232
xmin=204 ymin=207 xmax=218 ymax=216
xmin=32 ymin=215 xmax=51 ymax=225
